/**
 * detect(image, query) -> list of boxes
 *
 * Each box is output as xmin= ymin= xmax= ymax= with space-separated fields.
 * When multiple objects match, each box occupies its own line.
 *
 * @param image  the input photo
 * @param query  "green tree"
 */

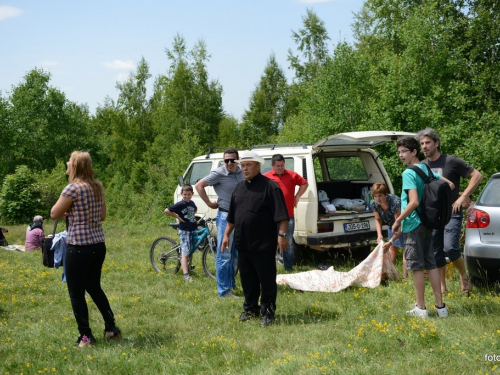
xmin=151 ymin=34 xmax=223 ymax=148
xmin=0 ymin=165 xmax=46 ymax=224
xmin=0 ymin=69 xmax=93 ymax=183
xmin=241 ymin=53 xmax=289 ymax=146
xmin=217 ymin=115 xmax=241 ymax=149
xmin=288 ymin=8 xmax=331 ymax=82
xmin=280 ymin=0 xmax=500 ymax=194
xmin=111 ymin=57 xmax=153 ymax=183
xmin=285 ymin=9 xmax=331 ymax=120
xmin=0 ymin=95 xmax=12 ymax=182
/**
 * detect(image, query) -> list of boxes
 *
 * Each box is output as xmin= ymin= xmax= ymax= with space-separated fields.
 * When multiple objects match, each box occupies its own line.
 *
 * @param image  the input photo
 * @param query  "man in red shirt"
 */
xmin=263 ymin=154 xmax=308 ymax=271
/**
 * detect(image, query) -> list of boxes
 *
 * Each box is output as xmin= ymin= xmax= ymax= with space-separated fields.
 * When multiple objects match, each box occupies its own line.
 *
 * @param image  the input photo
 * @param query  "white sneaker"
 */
xmin=435 ymin=304 xmax=448 ymax=318
xmin=406 ymin=304 xmax=428 ymax=318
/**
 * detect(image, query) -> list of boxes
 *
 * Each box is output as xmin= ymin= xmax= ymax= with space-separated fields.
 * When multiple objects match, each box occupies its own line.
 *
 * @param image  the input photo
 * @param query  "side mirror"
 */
xmin=177 ymin=176 xmax=184 ymax=187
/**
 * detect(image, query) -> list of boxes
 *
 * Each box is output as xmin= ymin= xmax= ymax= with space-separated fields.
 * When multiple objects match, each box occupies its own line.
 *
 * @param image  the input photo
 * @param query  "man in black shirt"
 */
xmin=417 ymin=128 xmax=483 ymax=295
xmin=222 ymin=151 xmax=289 ymax=327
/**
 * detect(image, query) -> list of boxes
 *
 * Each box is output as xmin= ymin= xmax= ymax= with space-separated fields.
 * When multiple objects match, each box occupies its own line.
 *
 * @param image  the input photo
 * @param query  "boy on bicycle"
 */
xmin=164 ymin=184 xmax=198 ymax=282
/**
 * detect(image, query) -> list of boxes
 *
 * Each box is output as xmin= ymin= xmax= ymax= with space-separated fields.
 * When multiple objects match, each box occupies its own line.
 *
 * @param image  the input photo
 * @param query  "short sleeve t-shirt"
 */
xmin=203 ymin=166 xmax=243 ymax=211
xmin=424 ymin=154 xmax=474 ymax=203
xmin=400 ymin=164 xmax=441 ymax=233
xmin=167 ymin=200 xmax=197 ymax=231
xmin=62 ymin=182 xmax=105 ymax=245
xmin=263 ymin=169 xmax=308 ymax=217
xmin=370 ymin=194 xmax=401 ymax=227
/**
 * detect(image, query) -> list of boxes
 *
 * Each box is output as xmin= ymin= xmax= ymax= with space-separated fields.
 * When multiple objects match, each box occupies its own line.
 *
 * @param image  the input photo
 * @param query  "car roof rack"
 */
xmin=204 ymin=147 xmax=227 ymax=159
xmin=250 ymin=143 xmax=309 ymax=150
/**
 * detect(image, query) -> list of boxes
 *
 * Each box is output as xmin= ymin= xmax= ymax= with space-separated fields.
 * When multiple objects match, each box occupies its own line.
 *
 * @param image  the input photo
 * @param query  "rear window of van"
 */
xmin=217 ymin=157 xmax=294 ymax=173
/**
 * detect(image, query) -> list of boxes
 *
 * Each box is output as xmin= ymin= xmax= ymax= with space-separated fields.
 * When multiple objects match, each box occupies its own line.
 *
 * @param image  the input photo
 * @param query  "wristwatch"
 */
xmin=278 ymin=233 xmax=287 ymax=238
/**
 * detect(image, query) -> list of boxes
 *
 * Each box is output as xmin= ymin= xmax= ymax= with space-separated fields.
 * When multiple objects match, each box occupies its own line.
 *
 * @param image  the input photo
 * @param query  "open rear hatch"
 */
xmin=312 ymin=131 xmax=417 ymax=151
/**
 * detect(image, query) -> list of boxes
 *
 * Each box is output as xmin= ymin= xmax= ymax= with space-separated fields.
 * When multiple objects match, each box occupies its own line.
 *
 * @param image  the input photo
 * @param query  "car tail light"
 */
xmin=467 ymin=209 xmax=490 ymax=228
xmin=317 ymin=222 xmax=334 ymax=233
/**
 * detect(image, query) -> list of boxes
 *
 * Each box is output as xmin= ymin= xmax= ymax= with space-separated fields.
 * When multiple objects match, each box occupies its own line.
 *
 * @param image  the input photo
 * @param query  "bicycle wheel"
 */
xmin=150 ymin=236 xmax=181 ymax=273
xmin=201 ymin=239 xmax=217 ymax=280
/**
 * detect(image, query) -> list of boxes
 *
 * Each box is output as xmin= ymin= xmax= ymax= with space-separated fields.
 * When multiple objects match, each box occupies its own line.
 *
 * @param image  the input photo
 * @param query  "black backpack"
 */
xmin=408 ymin=164 xmax=452 ymax=230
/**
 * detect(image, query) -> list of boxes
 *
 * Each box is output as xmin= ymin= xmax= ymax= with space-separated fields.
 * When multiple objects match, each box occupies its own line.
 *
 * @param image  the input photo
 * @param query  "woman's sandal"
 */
xmin=76 ymin=334 xmax=96 ymax=348
xmin=104 ymin=326 xmax=122 ymax=340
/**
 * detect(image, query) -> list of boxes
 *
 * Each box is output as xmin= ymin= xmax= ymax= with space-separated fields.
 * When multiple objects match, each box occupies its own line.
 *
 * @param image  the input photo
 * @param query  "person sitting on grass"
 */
xmin=25 ymin=215 xmax=45 ymax=252
xmin=164 ymin=184 xmax=198 ymax=282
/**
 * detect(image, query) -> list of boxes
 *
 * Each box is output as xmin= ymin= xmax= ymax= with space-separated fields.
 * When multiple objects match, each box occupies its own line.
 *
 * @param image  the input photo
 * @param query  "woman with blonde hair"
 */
xmin=51 ymin=151 xmax=121 ymax=347
xmin=371 ymin=182 xmax=408 ymax=278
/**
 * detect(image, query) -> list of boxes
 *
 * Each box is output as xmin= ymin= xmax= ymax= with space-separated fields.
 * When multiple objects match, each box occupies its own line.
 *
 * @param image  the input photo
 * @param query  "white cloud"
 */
xmin=115 ymin=72 xmax=129 ymax=83
xmin=0 ymin=6 xmax=23 ymax=21
xmin=39 ymin=61 xmax=61 ymax=67
xmin=297 ymin=0 xmax=334 ymax=3
xmin=103 ymin=59 xmax=134 ymax=70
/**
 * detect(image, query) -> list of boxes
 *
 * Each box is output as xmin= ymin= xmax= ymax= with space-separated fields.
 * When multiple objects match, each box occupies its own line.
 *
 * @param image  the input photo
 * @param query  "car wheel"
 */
xmin=470 ymin=274 xmax=484 ymax=287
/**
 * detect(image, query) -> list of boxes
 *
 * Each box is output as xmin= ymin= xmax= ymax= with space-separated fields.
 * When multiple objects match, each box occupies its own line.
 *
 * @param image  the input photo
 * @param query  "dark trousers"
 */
xmin=238 ymin=250 xmax=277 ymax=317
xmin=65 ymin=242 xmax=115 ymax=336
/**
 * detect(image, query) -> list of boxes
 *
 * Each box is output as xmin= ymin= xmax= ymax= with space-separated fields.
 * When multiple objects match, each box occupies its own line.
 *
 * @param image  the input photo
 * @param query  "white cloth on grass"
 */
xmin=276 ymin=242 xmax=398 ymax=292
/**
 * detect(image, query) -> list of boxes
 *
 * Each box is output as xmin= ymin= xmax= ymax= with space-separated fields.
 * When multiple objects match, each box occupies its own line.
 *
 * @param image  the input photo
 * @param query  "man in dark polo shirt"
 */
xmin=222 ymin=151 xmax=289 ymax=327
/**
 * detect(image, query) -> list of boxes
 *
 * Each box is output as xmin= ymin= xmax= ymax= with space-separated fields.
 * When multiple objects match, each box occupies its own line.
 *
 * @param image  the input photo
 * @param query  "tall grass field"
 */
xmin=1 ymin=220 xmax=499 ymax=374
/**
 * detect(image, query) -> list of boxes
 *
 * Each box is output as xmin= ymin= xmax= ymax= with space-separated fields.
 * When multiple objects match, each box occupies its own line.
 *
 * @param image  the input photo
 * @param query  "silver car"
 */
xmin=464 ymin=172 xmax=500 ymax=284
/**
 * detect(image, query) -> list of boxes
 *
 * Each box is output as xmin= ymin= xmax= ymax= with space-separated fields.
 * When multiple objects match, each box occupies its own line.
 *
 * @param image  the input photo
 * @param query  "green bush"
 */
xmin=0 ymin=165 xmax=47 ymax=224
xmin=34 ymin=161 xmax=70 ymax=212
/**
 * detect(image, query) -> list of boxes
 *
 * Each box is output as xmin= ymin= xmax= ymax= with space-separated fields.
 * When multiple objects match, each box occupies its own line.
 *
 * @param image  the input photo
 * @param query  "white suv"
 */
xmin=175 ymin=131 xmax=414 ymax=258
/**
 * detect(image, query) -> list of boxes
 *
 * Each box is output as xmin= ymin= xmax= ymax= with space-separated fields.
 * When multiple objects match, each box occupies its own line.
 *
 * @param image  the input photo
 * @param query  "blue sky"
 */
xmin=0 ymin=0 xmax=365 ymax=120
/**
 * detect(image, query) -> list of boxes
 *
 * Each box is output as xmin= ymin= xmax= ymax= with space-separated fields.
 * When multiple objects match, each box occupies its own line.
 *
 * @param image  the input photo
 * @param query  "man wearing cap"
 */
xmin=222 ymin=151 xmax=289 ymax=327
xmin=264 ymin=154 xmax=308 ymax=271
xmin=195 ymin=148 xmax=243 ymax=298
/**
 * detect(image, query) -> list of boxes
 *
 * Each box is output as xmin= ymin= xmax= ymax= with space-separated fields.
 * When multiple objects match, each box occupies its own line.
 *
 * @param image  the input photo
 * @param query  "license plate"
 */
xmin=344 ymin=221 xmax=370 ymax=232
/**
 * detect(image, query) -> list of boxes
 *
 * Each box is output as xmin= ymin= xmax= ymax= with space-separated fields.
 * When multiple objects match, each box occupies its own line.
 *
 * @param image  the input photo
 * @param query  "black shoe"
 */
xmin=104 ymin=326 xmax=122 ymax=340
xmin=259 ymin=315 xmax=275 ymax=327
xmin=238 ymin=311 xmax=258 ymax=322
xmin=76 ymin=333 xmax=96 ymax=347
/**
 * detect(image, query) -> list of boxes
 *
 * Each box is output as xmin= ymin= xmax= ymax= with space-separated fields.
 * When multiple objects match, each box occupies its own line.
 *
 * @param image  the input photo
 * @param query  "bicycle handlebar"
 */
xmin=169 ymin=217 xmax=216 ymax=228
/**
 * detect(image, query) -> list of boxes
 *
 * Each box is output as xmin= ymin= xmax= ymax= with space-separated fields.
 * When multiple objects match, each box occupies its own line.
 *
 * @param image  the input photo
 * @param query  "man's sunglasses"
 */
xmin=224 ymin=159 xmax=237 ymax=164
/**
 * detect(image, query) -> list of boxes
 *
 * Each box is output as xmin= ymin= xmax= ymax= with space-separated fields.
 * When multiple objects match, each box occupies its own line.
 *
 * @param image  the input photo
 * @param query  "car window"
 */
xmin=262 ymin=157 xmax=294 ymax=174
xmin=313 ymin=156 xmax=323 ymax=182
xmin=477 ymin=178 xmax=500 ymax=207
xmin=184 ymin=162 xmax=213 ymax=185
xmin=219 ymin=157 xmax=294 ymax=174
xmin=325 ymin=156 xmax=368 ymax=181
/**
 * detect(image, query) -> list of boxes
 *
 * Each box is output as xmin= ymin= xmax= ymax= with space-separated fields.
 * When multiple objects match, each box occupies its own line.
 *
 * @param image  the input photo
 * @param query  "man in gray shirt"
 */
xmin=195 ymin=148 xmax=243 ymax=298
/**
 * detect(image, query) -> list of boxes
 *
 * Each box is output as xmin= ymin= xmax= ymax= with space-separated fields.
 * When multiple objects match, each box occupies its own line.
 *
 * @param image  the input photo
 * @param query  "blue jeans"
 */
xmin=282 ymin=217 xmax=295 ymax=270
xmin=216 ymin=210 xmax=238 ymax=297
xmin=432 ymin=212 xmax=463 ymax=268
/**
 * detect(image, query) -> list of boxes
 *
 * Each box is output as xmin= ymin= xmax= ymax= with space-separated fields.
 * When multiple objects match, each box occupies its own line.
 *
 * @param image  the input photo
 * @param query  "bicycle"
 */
xmin=150 ymin=217 xmax=217 ymax=279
